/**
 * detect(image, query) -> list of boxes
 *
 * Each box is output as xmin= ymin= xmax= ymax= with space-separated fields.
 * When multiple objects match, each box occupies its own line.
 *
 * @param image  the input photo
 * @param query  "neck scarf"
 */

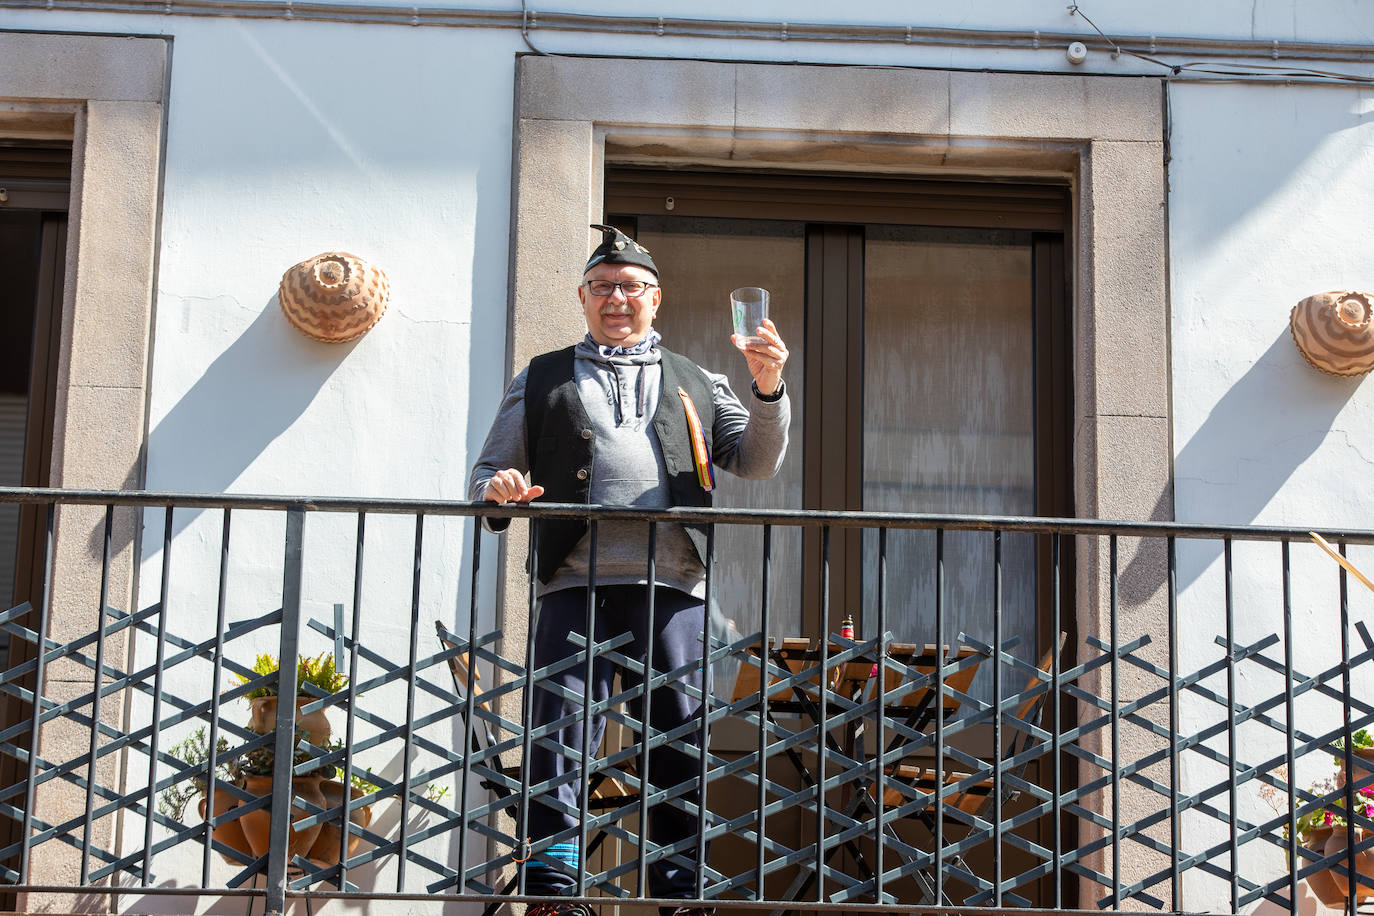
xmin=590 ymin=328 xmax=661 ymax=359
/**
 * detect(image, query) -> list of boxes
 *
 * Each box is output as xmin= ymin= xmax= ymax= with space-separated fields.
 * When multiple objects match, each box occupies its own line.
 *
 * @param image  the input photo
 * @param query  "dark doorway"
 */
xmin=605 ymin=167 xmax=1075 ymax=907
xmin=0 ymin=142 xmax=70 ymax=904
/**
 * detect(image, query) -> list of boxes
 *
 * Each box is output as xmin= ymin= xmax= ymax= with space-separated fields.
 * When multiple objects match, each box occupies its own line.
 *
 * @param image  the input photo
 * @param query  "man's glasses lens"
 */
xmin=587 ymin=280 xmax=654 ymax=297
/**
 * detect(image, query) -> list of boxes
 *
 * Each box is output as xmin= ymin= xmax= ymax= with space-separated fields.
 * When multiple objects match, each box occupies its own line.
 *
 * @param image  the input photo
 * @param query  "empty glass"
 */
xmin=730 ymin=287 xmax=769 ymax=345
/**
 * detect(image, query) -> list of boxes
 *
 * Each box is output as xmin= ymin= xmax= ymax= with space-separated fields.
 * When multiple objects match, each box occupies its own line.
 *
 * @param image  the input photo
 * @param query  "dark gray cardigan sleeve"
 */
xmin=467 ymin=368 xmax=531 ymax=531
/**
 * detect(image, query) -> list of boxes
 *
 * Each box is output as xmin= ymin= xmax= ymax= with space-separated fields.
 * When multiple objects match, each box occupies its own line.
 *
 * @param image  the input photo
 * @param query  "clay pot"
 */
xmin=198 ymin=787 xmax=253 ymax=864
xmin=306 ymin=780 xmax=373 ymax=867
xmin=1321 ymin=826 xmax=1374 ymax=903
xmin=1290 ymin=290 xmax=1374 ymax=377
xmin=279 ymin=251 xmax=389 ymax=343
xmin=1305 ymin=826 xmax=1346 ymax=908
xmin=247 ymin=695 xmax=332 ymax=745
xmin=237 ymin=773 xmax=328 ymax=862
xmin=1335 ymin=747 xmax=1374 ymax=789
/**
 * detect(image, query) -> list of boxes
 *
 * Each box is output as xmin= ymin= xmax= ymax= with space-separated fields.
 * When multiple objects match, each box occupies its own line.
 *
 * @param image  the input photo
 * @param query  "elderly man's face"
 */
xmin=578 ymin=263 xmax=661 ymax=348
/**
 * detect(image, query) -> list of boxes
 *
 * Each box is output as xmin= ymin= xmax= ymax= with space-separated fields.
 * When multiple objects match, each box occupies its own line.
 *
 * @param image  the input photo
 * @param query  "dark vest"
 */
xmin=524 ymin=345 xmax=715 ymax=585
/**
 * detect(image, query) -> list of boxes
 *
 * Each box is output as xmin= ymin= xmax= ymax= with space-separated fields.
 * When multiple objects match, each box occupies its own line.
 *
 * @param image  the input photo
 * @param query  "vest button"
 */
xmin=576 ymin=468 xmax=589 ymax=480
xmin=581 ymin=428 xmax=592 ymax=439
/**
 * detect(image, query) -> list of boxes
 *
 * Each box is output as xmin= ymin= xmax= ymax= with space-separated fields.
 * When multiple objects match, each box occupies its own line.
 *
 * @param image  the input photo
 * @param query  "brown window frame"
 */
xmin=0 ymin=143 xmax=70 ymax=907
xmin=605 ymin=167 xmax=1074 ymax=652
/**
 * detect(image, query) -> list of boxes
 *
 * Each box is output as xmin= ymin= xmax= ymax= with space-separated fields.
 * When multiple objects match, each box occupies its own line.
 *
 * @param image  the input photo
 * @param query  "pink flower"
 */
xmin=1324 ymin=811 xmax=1336 ymax=825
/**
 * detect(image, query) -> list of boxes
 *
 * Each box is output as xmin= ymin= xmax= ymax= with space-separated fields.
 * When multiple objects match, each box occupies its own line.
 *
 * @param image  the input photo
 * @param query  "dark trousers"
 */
xmin=524 ymin=585 xmax=709 ymax=899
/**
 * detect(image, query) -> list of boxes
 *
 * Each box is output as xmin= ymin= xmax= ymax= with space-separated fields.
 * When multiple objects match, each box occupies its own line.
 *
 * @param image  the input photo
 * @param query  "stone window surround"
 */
xmin=0 ymin=30 xmax=166 ymax=906
xmin=507 ymin=53 xmax=1172 ymax=592
xmin=506 ymin=56 xmax=1172 ymax=899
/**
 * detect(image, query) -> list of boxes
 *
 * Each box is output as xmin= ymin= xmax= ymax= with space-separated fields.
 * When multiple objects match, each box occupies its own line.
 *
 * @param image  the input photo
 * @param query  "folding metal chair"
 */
xmin=870 ymin=635 xmax=1065 ymax=906
xmin=433 ymin=621 xmax=641 ymax=906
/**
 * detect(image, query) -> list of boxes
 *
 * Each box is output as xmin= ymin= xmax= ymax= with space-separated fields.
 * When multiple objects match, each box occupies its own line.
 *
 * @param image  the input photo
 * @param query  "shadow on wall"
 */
xmin=99 ymin=297 xmax=353 ymax=558
xmin=1121 ymin=328 xmax=1362 ymax=604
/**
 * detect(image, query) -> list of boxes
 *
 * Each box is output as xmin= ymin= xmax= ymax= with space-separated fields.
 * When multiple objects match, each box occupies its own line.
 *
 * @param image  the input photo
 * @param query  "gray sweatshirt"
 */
xmin=468 ymin=337 xmax=790 ymax=597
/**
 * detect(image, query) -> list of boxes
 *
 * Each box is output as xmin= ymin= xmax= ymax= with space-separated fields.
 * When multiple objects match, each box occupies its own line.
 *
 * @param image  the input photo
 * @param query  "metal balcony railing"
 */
xmin=1 ymin=488 xmax=1372 ymax=916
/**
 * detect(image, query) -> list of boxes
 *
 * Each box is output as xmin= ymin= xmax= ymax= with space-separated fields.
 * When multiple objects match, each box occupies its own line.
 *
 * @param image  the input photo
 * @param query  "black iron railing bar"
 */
xmin=457 ymin=519 xmax=481 ymax=894
xmin=200 ymin=507 xmax=231 ymax=887
xmin=1052 ymin=530 xmax=1064 ymax=908
xmin=1281 ymin=539 xmax=1298 ymax=915
xmin=992 ymin=528 xmax=1004 ymax=907
xmin=874 ymin=524 xmax=887 ymax=905
xmin=516 ymin=520 xmax=538 ymax=894
xmin=815 ymin=523 xmax=831 ymax=904
xmin=934 ymin=526 xmax=945 ymax=905
xmin=142 ymin=506 xmax=175 ymax=887
xmin=6 ymin=722 xmax=268 ymax=854
xmin=1167 ymin=535 xmax=1180 ymax=911
xmin=1223 ymin=537 xmax=1238 ymax=914
xmin=395 ymin=513 xmax=425 ymax=891
xmin=755 ymin=522 xmax=771 ymax=901
xmin=1109 ymin=534 xmax=1121 ymax=905
xmin=576 ymin=519 xmax=597 ymax=896
xmin=1102 ymin=632 xmax=1374 ymax=759
xmin=15 ymin=503 xmax=50 ymax=885
xmin=338 ymin=511 xmax=365 ymax=891
xmin=265 ymin=506 xmax=306 ymax=914
xmin=1211 ymin=636 xmax=1374 ymax=722
xmin=1338 ymin=540 xmax=1357 ymax=903
xmin=637 ymin=522 xmax=656 ymax=897
xmin=81 ymin=504 xmax=115 ymax=886
xmin=3 ymin=487 xmax=1374 ymax=544
xmin=1116 ymin=640 xmax=1374 ymax=756
xmin=5 ymin=881 xmax=1217 ymax=916
xmin=696 ymin=523 xmax=714 ymax=900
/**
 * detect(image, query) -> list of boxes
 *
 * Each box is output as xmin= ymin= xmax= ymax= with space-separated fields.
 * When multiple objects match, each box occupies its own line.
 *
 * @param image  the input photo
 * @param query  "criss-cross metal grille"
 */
xmin=2 ymin=490 xmax=1373 ymax=916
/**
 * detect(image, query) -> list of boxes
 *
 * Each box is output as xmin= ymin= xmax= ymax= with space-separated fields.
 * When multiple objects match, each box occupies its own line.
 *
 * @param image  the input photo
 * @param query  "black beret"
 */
xmin=585 ymin=224 xmax=658 ymax=277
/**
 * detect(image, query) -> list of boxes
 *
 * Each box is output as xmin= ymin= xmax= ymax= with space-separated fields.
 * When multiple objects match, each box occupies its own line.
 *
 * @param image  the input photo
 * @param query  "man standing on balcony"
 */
xmin=468 ymin=224 xmax=790 ymax=916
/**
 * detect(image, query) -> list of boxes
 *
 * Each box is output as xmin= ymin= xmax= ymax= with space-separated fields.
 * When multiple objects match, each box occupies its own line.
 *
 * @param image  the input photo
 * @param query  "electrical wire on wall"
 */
xmin=1067 ymin=2 xmax=1374 ymax=85
xmin=519 ymin=0 xmax=546 ymax=55
xmin=7 ymin=0 xmax=1374 ymax=86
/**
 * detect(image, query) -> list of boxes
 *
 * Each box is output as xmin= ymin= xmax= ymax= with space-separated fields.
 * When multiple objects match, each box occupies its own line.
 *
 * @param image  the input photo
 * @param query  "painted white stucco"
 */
xmin=3 ymin=1 xmax=1374 ymax=912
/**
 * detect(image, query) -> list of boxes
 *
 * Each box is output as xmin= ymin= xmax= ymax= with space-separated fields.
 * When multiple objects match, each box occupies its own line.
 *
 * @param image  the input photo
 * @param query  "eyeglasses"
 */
xmin=584 ymin=280 xmax=658 ymax=298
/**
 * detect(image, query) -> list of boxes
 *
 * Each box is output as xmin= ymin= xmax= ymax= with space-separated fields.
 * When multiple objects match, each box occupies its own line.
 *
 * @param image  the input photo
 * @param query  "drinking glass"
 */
xmin=730 ymin=287 xmax=769 ymax=345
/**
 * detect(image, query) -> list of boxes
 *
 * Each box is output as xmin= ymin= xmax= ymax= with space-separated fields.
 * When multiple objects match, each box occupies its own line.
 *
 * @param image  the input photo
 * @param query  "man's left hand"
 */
xmin=732 ymin=318 xmax=789 ymax=396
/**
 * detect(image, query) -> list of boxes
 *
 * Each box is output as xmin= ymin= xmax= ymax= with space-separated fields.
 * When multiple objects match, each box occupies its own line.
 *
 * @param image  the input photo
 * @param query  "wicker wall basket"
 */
xmin=1290 ymin=290 xmax=1374 ymax=377
xmin=279 ymin=251 xmax=389 ymax=343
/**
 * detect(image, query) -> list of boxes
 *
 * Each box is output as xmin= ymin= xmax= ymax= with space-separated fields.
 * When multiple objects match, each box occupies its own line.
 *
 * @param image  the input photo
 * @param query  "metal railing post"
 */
xmin=265 ymin=505 xmax=305 ymax=916
xmin=18 ymin=502 xmax=55 ymax=885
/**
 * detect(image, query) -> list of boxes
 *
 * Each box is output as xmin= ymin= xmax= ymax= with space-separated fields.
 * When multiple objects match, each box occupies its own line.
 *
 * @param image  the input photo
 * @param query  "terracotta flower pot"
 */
xmin=197 ymin=787 xmax=253 ymax=864
xmin=306 ymin=780 xmax=373 ymax=867
xmin=1335 ymin=747 xmax=1374 ymax=789
xmin=1321 ymin=826 xmax=1374 ymax=903
xmin=237 ymin=773 xmax=328 ymax=862
xmin=1304 ymin=826 xmax=1346 ymax=908
xmin=247 ymin=695 xmax=332 ymax=745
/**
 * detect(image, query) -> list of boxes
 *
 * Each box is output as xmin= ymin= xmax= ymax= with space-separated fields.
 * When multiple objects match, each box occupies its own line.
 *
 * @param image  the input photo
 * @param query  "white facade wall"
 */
xmin=4 ymin=1 xmax=1374 ymax=912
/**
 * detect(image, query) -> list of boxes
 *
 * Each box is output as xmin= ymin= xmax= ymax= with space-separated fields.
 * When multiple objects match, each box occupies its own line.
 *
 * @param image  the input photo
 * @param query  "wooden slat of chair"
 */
xmin=434 ymin=621 xmax=640 ymax=808
xmin=731 ymin=636 xmax=818 ymax=703
xmin=873 ymin=643 xmax=981 ymax=716
xmin=874 ymin=635 xmax=1065 ymax=821
xmin=873 ymin=764 xmax=994 ymax=814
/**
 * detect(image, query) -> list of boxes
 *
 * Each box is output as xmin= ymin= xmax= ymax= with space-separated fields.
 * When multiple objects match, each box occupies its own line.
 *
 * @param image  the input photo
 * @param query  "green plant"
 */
xmin=350 ymin=768 xmax=381 ymax=794
xmin=1334 ymin=729 xmax=1374 ymax=755
xmin=1261 ymin=753 xmax=1374 ymax=846
xmin=236 ymin=652 xmax=348 ymax=700
xmin=237 ymin=741 xmax=338 ymax=781
xmin=158 ymin=727 xmax=234 ymax=821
